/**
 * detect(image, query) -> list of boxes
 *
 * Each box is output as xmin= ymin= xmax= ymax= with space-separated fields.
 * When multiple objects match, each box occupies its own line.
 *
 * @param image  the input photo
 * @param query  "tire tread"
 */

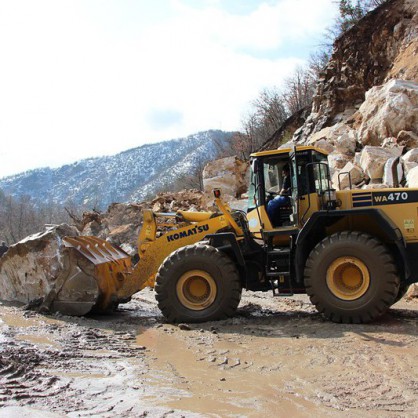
xmin=155 ymin=244 xmax=242 ymax=323
xmin=304 ymin=231 xmax=400 ymax=324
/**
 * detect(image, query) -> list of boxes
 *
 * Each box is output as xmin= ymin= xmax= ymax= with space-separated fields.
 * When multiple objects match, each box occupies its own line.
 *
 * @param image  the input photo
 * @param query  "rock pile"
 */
xmin=79 ymin=189 xmax=206 ymax=255
xmin=283 ymin=0 xmax=418 ymax=297
xmin=296 ymin=79 xmax=418 ymax=190
xmin=78 ymin=203 xmax=145 ymax=255
xmin=150 ymin=189 xmax=205 ymax=213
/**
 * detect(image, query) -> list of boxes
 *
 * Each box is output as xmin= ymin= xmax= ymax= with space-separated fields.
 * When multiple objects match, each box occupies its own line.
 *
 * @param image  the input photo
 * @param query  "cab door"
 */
xmin=246 ymin=158 xmax=274 ymax=236
xmin=289 ymin=145 xmax=300 ymax=226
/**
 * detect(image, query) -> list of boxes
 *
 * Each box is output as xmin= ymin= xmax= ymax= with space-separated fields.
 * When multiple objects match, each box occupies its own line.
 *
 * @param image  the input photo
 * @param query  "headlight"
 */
xmin=322 ymin=189 xmax=339 ymax=209
xmin=324 ymin=189 xmax=336 ymax=202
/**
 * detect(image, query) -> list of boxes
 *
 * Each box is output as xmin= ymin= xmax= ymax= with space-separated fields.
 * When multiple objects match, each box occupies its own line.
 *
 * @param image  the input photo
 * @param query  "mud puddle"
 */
xmin=0 ymin=289 xmax=417 ymax=417
xmin=136 ymin=326 xmax=325 ymax=417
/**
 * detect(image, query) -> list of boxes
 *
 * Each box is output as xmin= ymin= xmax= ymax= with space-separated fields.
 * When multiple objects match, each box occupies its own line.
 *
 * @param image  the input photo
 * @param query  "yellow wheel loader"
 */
xmin=45 ymin=146 xmax=418 ymax=323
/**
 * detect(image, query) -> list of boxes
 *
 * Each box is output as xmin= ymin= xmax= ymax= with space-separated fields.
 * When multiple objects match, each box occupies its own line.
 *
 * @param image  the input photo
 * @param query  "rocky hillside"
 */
xmin=288 ymin=0 xmax=418 ymax=190
xmin=0 ymin=130 xmax=234 ymax=209
xmin=296 ymin=0 xmax=418 ymax=143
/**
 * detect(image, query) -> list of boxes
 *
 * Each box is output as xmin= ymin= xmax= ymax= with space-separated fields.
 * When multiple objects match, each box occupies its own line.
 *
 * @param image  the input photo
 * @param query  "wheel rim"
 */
xmin=176 ymin=270 xmax=217 ymax=310
xmin=326 ymin=257 xmax=370 ymax=300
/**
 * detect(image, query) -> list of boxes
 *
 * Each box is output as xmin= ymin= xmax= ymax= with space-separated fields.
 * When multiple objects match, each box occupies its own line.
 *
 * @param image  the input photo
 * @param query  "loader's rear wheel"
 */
xmin=155 ymin=244 xmax=242 ymax=323
xmin=304 ymin=231 xmax=400 ymax=324
xmin=326 ymin=256 xmax=370 ymax=300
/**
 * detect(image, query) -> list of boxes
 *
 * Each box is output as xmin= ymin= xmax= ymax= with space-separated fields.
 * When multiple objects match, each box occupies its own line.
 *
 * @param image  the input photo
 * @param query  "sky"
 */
xmin=0 ymin=0 xmax=338 ymax=178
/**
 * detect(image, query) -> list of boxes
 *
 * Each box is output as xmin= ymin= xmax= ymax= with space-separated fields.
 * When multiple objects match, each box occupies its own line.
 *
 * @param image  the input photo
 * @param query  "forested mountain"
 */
xmin=0 ymin=130 xmax=234 ymax=210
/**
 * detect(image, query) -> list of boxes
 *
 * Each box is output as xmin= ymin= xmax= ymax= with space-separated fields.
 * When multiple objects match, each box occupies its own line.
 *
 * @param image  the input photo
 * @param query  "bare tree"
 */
xmin=0 ymin=191 xmax=82 ymax=244
xmin=238 ymin=88 xmax=290 ymax=157
xmin=282 ymin=66 xmax=316 ymax=115
xmin=308 ymin=50 xmax=331 ymax=79
xmin=229 ymin=132 xmax=253 ymax=160
xmin=253 ymin=88 xmax=288 ymax=132
xmin=239 ymin=62 xmax=320 ymax=156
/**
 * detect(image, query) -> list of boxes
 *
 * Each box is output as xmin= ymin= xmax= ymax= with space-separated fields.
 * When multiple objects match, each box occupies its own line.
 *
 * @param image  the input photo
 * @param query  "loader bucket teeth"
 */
xmin=45 ymin=236 xmax=133 ymax=315
xmin=63 ymin=236 xmax=130 ymax=265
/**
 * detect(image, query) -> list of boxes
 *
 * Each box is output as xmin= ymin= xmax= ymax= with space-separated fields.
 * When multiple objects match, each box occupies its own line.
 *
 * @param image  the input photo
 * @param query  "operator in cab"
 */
xmin=267 ymin=164 xmax=291 ymax=226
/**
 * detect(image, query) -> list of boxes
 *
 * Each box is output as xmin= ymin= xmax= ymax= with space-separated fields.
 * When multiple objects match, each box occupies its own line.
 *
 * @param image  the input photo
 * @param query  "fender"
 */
xmin=294 ymin=208 xmax=410 ymax=284
xmin=205 ymin=232 xmax=246 ymax=270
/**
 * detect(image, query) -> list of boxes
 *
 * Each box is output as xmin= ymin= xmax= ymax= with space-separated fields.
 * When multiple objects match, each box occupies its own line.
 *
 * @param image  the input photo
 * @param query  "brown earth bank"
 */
xmin=0 ymin=290 xmax=417 ymax=418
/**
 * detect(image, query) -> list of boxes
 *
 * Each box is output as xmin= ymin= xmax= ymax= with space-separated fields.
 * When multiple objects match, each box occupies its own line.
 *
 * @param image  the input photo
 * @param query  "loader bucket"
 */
xmin=42 ymin=236 xmax=133 ymax=316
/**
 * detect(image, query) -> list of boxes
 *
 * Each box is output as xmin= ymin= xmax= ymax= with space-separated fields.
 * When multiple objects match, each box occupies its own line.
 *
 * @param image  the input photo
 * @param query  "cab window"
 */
xmin=247 ymin=168 xmax=257 ymax=211
xmin=313 ymin=163 xmax=330 ymax=194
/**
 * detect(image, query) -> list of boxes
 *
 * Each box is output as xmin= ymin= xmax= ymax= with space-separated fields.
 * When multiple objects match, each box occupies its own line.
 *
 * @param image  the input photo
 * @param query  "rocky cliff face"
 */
xmin=295 ymin=0 xmax=418 ymax=143
xmin=287 ymin=0 xmax=418 ymax=192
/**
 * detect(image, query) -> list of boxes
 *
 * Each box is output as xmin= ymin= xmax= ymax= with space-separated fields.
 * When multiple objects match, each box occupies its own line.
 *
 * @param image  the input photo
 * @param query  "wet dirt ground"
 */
xmin=0 ymin=290 xmax=417 ymax=418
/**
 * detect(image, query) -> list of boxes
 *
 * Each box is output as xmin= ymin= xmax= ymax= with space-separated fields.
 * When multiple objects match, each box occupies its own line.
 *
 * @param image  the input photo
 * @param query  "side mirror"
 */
xmin=251 ymin=159 xmax=258 ymax=174
xmin=213 ymin=189 xmax=221 ymax=198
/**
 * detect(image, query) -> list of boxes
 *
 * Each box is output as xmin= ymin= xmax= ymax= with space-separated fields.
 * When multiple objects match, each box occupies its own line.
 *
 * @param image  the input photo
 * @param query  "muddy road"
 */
xmin=0 ymin=290 xmax=417 ymax=417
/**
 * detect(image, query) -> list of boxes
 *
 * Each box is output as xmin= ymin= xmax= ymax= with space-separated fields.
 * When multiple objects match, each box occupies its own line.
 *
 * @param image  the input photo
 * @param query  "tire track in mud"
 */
xmin=0 ymin=337 xmax=81 ymax=410
xmin=0 ymin=309 xmax=148 ymax=415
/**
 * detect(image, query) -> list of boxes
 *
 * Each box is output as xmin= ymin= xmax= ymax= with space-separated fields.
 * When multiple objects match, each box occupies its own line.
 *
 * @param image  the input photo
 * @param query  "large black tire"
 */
xmin=155 ymin=244 xmax=242 ymax=323
xmin=304 ymin=231 xmax=400 ymax=324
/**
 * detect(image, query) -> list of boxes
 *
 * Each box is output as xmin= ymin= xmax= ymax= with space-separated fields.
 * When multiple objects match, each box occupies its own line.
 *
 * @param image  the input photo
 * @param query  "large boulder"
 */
xmin=327 ymin=152 xmax=352 ymax=177
xmin=401 ymin=148 xmax=418 ymax=173
xmin=332 ymin=161 xmax=364 ymax=190
xmin=406 ymin=165 xmax=418 ymax=187
xmin=0 ymin=224 xmax=79 ymax=305
xmin=396 ymin=130 xmax=418 ymax=148
xmin=306 ymin=123 xmax=357 ymax=155
xmin=203 ymin=156 xmax=249 ymax=209
xmin=359 ymin=145 xmax=403 ymax=183
xmin=311 ymin=139 xmax=335 ymax=154
xmin=356 ymin=80 xmax=418 ymax=146
xmin=383 ymin=157 xmax=404 ymax=187
xmin=334 ymin=130 xmax=357 ymax=155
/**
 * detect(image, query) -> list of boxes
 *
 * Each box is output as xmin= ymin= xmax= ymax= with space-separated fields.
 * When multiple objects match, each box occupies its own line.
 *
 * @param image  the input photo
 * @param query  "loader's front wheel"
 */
xmin=304 ymin=231 xmax=400 ymax=324
xmin=155 ymin=244 xmax=242 ymax=323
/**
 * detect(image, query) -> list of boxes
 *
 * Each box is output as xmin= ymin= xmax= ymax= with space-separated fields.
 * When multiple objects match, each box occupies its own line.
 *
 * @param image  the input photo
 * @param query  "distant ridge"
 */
xmin=0 ymin=130 xmax=235 ymax=209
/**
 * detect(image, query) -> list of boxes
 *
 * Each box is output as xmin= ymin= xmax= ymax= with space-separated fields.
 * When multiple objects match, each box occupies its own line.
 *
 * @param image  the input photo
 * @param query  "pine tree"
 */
xmin=335 ymin=0 xmax=387 ymax=34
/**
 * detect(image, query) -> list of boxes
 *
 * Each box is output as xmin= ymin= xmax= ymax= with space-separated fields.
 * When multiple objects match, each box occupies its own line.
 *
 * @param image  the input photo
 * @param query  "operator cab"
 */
xmin=247 ymin=146 xmax=335 ymax=236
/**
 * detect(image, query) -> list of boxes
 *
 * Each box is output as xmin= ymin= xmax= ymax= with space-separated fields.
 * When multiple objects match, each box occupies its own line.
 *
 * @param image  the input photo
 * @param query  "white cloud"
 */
xmin=0 ymin=0 xmax=337 ymax=178
xmin=168 ymin=0 xmax=335 ymax=50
